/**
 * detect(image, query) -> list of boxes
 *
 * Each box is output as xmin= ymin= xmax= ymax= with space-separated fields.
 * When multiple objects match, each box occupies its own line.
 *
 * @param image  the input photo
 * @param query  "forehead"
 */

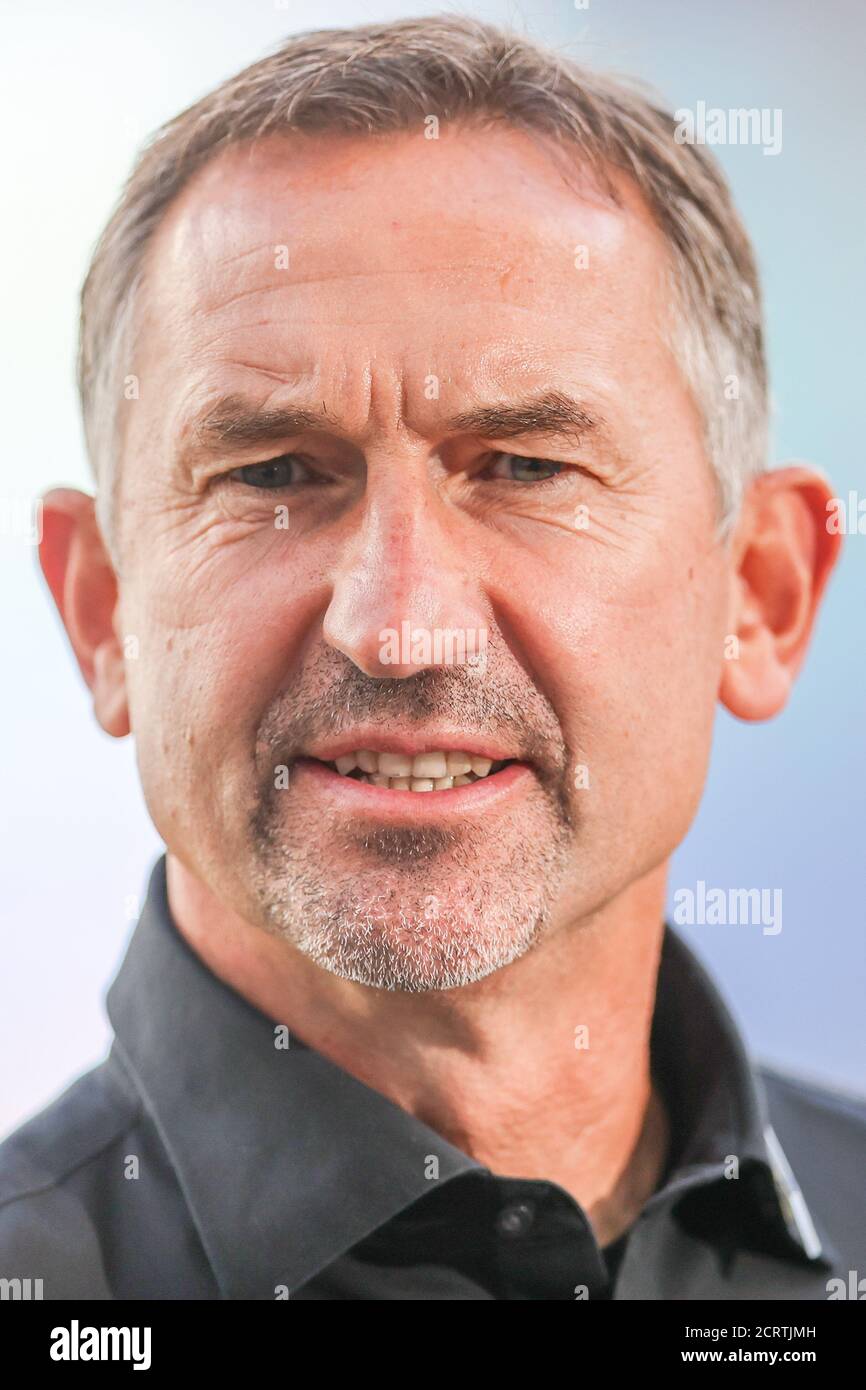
xmin=136 ymin=124 xmax=675 ymax=428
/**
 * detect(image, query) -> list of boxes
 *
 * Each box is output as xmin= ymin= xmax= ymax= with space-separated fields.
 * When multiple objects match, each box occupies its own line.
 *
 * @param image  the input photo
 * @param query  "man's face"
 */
xmin=115 ymin=123 xmax=730 ymax=990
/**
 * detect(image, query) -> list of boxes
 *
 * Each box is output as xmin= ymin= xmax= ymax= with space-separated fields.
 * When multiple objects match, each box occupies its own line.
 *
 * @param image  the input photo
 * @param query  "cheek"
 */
xmin=514 ymin=542 xmax=726 ymax=806
xmin=119 ymin=576 xmax=302 ymax=830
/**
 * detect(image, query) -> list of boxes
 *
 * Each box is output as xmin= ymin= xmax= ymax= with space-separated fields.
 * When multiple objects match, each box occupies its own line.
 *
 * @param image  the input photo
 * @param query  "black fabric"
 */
xmin=0 ymin=852 xmax=862 ymax=1300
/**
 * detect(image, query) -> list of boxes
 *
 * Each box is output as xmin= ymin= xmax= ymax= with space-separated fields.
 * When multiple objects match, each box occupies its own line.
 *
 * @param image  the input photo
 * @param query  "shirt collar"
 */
xmin=107 ymin=855 xmax=482 ymax=1298
xmin=647 ymin=924 xmax=829 ymax=1264
xmin=106 ymin=854 xmax=827 ymax=1297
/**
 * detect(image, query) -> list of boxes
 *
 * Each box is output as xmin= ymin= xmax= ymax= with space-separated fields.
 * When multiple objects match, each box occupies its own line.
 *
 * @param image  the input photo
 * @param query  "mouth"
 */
xmin=290 ymin=745 xmax=532 ymax=816
xmin=308 ymin=748 xmax=514 ymax=792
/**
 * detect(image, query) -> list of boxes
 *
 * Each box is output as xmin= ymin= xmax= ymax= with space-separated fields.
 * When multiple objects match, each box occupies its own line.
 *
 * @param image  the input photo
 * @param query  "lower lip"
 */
xmin=292 ymin=757 xmax=533 ymax=819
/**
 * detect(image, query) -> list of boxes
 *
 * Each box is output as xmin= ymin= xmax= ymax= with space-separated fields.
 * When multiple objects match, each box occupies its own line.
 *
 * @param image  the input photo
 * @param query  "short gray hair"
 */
xmin=78 ymin=14 xmax=768 ymax=555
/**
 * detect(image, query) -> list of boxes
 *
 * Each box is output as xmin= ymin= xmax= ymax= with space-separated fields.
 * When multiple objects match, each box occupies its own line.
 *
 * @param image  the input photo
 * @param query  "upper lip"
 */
xmin=299 ymin=732 xmax=524 ymax=763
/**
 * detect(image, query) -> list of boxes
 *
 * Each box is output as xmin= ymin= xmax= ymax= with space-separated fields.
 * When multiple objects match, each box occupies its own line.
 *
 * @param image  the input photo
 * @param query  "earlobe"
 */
xmin=719 ymin=467 xmax=842 ymax=722
xmin=92 ymin=641 xmax=132 ymax=737
xmin=37 ymin=487 xmax=131 ymax=739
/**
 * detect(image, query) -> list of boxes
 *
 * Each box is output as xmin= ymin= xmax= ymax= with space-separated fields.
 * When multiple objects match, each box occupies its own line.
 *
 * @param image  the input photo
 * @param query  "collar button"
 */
xmin=495 ymin=1200 xmax=536 ymax=1238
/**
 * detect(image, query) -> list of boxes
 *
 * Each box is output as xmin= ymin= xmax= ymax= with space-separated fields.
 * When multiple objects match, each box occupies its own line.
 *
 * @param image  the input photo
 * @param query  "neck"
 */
xmin=166 ymin=853 xmax=670 ymax=1246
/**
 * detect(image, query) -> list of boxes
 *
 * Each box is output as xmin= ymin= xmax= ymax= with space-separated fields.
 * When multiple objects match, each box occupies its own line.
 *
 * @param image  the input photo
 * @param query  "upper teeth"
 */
xmin=328 ymin=749 xmax=503 ymax=791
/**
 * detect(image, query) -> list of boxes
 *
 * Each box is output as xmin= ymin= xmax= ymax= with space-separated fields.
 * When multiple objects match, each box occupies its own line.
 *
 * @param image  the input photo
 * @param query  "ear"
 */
xmin=719 ymin=466 xmax=842 ymax=721
xmin=38 ymin=487 xmax=130 ymax=738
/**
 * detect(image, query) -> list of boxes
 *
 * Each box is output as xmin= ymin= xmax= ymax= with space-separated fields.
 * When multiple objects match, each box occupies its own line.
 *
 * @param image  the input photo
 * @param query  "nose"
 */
xmin=322 ymin=472 xmax=488 ymax=679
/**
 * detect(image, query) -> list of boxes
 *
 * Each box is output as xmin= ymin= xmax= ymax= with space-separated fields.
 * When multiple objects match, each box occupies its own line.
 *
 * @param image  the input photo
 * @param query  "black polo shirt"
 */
xmin=0 ymin=853 xmax=863 ymax=1300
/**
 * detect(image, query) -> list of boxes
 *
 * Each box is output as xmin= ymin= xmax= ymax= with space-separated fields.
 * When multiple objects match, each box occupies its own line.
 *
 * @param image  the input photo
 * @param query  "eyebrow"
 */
xmin=188 ymin=388 xmax=601 ymax=457
xmin=447 ymin=390 xmax=600 ymax=443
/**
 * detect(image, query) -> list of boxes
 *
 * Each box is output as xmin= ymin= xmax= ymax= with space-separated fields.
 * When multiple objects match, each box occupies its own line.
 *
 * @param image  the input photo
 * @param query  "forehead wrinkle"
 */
xmin=216 ymin=239 xmax=289 ymax=271
xmin=147 ymin=152 xmax=635 ymax=318
xmin=190 ymin=260 xmax=517 ymax=327
xmin=137 ymin=118 xmax=666 ymax=348
xmin=139 ymin=189 xmax=654 ymax=399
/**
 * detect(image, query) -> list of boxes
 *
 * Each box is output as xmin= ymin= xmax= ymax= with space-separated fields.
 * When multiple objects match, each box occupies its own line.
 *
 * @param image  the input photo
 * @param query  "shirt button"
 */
xmin=495 ymin=1200 xmax=536 ymax=1238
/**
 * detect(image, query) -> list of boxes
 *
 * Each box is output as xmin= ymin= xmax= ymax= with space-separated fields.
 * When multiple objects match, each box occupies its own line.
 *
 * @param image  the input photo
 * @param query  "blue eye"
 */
xmin=486 ymin=454 xmax=565 ymax=483
xmin=229 ymin=456 xmax=311 ymax=488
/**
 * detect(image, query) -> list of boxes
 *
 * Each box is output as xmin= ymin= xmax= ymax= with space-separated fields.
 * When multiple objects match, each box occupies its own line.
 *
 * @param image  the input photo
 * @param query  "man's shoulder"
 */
xmin=0 ymin=1053 xmax=141 ymax=1203
xmin=0 ymin=1056 xmax=140 ymax=1298
xmin=758 ymin=1059 xmax=866 ymax=1148
xmin=757 ymin=1059 xmax=866 ymax=1266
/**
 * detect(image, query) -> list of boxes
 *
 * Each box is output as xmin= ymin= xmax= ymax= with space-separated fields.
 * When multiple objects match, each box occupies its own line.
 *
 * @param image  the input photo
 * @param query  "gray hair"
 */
xmin=78 ymin=13 xmax=768 ymax=556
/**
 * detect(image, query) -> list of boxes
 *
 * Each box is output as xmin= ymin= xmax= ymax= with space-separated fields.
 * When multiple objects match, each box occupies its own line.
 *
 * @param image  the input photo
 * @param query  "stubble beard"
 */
xmin=246 ymin=800 xmax=574 ymax=993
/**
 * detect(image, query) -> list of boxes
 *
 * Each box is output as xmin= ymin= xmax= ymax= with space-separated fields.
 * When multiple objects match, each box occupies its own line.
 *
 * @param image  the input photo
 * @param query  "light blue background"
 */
xmin=1 ymin=0 xmax=863 ymax=1137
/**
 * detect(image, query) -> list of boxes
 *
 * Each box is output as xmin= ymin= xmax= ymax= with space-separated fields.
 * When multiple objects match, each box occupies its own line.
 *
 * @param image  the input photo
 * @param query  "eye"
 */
xmin=228 ymin=455 xmax=314 ymax=488
xmin=484 ymin=453 xmax=567 ymax=484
